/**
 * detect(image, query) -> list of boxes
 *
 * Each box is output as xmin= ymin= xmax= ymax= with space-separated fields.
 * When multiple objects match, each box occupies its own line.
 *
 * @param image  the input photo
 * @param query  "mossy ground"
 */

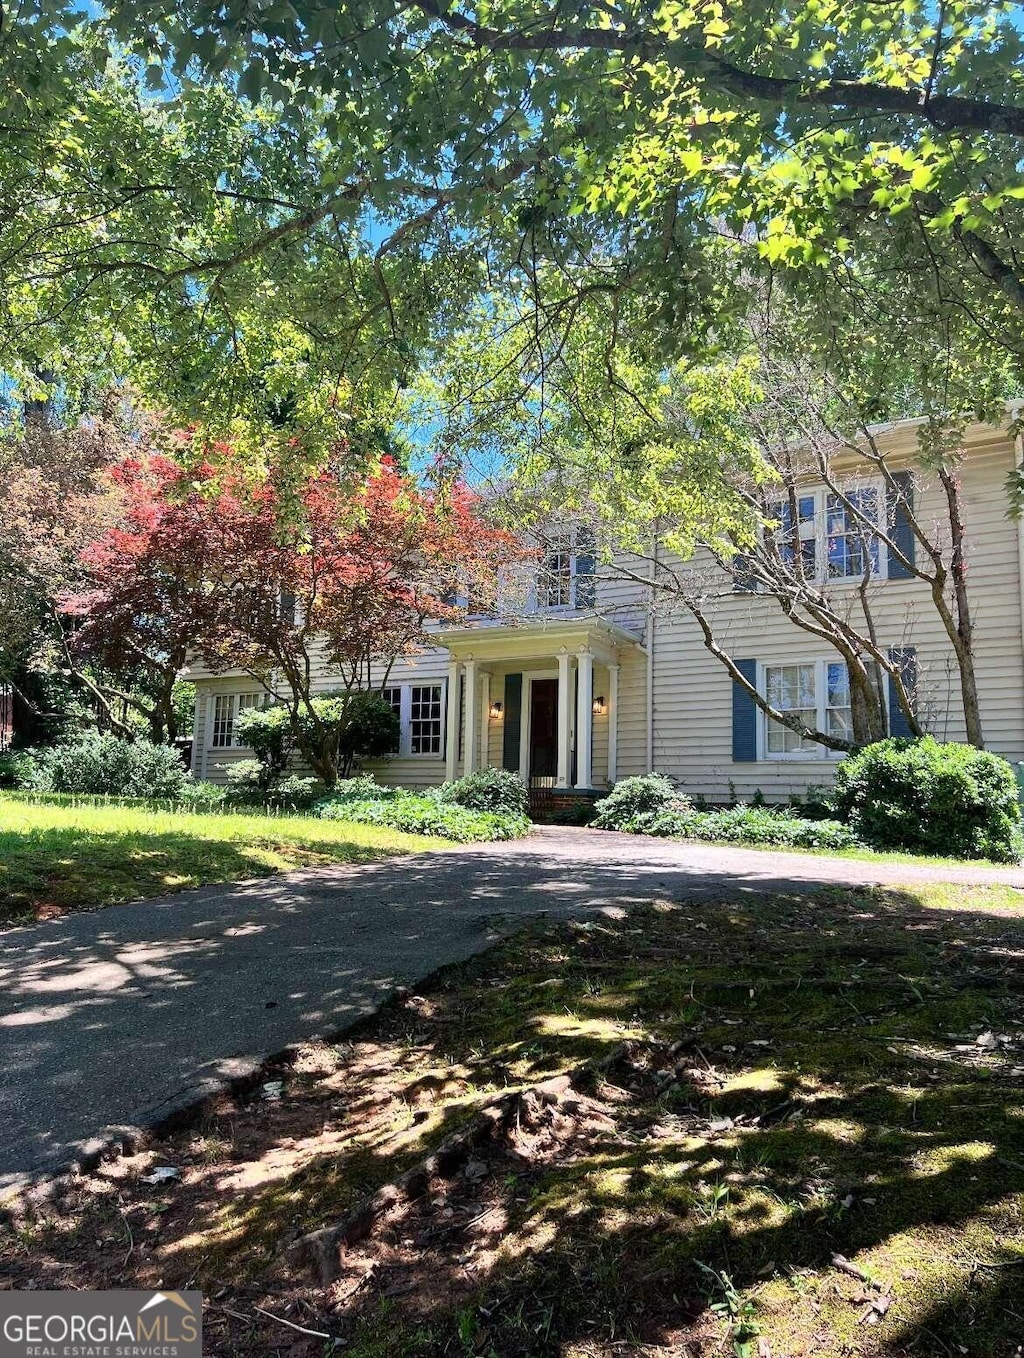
xmin=2 ymin=879 xmax=1022 ymax=1357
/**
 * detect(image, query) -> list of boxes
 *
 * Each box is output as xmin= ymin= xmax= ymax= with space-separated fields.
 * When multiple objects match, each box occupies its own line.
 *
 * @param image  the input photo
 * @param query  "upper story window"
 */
xmin=766 ymin=486 xmax=884 ymax=582
xmin=537 ymin=526 xmax=597 ymax=611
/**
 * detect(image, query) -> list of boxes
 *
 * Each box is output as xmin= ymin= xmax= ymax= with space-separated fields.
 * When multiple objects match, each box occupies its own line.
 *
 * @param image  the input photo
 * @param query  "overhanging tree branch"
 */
xmin=410 ymin=0 xmax=1024 ymax=138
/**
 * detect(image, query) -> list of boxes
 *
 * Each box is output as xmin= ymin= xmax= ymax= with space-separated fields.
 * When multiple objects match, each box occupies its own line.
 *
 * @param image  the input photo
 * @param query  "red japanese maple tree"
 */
xmin=67 ymin=441 xmax=514 ymax=775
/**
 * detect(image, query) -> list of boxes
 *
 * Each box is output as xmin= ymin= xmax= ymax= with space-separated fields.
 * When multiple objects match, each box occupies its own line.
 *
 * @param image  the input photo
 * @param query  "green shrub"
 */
xmin=235 ymin=706 xmax=293 ymax=787
xmin=21 ymin=736 xmax=191 ymax=799
xmin=261 ymin=774 xmax=321 ymax=810
xmin=592 ymin=773 xmax=691 ymax=831
xmin=597 ymin=802 xmax=858 ymax=851
xmin=436 ymin=767 xmax=529 ymax=817
xmin=174 ymin=781 xmax=229 ymax=810
xmin=221 ymin=760 xmax=321 ymax=810
xmin=317 ymin=793 xmax=530 ymax=843
xmin=680 ymin=807 xmax=857 ymax=851
xmin=833 ymin=737 xmax=1022 ymax=862
xmin=319 ymin=773 xmax=401 ymax=805
xmin=222 ymin=759 xmax=266 ymax=797
xmin=0 ymin=749 xmax=38 ymax=789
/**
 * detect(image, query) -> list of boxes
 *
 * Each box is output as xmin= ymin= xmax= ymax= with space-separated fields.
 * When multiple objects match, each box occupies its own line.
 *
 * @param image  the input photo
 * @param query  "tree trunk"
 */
xmin=938 ymin=468 xmax=984 ymax=749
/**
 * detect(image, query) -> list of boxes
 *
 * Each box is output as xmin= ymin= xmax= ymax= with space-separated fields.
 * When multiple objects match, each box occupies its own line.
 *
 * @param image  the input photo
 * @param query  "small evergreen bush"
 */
xmin=317 ymin=774 xmax=401 ymax=806
xmin=436 ymin=767 xmax=529 ymax=817
xmin=833 ymin=737 xmax=1022 ymax=862
xmin=175 ymin=781 xmax=230 ymax=810
xmin=592 ymin=773 xmax=691 ymax=831
xmin=20 ymin=736 xmax=191 ymax=799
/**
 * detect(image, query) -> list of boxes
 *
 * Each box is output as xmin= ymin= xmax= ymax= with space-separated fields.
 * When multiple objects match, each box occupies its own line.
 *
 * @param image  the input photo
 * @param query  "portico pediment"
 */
xmin=434 ymin=617 xmax=644 ymax=667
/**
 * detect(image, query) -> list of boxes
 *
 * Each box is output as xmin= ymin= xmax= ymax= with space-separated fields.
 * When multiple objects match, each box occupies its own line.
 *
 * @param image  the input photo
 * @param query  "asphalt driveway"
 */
xmin=2 ymin=827 xmax=1022 ymax=1189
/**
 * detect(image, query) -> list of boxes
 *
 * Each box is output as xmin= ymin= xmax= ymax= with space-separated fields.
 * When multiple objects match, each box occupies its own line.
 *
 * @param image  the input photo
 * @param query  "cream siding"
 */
xmin=188 ymin=419 xmax=1024 ymax=801
xmin=643 ymin=423 xmax=1024 ymax=800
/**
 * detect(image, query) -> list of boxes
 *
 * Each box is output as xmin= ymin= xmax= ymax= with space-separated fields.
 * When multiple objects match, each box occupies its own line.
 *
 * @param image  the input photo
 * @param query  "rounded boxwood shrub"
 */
xmin=592 ymin=773 xmax=691 ymax=832
xmin=21 ymin=735 xmax=191 ymax=800
xmin=832 ymin=737 xmax=1022 ymax=863
xmin=436 ymin=767 xmax=529 ymax=818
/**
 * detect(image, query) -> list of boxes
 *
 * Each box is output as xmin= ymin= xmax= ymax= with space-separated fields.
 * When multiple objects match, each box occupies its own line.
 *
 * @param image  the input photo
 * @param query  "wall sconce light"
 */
xmin=592 ymin=695 xmax=607 ymax=715
xmin=489 ymin=700 xmax=504 ymax=719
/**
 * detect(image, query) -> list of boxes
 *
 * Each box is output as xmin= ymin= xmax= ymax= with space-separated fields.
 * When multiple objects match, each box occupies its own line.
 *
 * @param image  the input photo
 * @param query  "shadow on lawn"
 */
xmin=4 ymin=873 xmax=1022 ymax=1356
xmin=326 ymin=883 xmax=1024 ymax=1358
xmin=0 ymin=818 xmax=407 ymax=929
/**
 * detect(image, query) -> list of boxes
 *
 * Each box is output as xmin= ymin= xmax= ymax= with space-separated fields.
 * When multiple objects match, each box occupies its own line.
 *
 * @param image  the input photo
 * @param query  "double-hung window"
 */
xmin=826 ymin=488 xmax=881 ymax=580
xmin=765 ymin=486 xmax=883 ymax=582
xmin=537 ymin=526 xmax=597 ymax=611
xmin=763 ymin=660 xmax=854 ymax=758
xmin=409 ymin=684 xmax=443 ymax=755
xmin=768 ymin=495 xmax=818 ymax=575
xmin=211 ymin=693 xmax=262 ymax=748
xmin=540 ymin=532 xmax=573 ymax=608
xmin=370 ymin=683 xmax=448 ymax=757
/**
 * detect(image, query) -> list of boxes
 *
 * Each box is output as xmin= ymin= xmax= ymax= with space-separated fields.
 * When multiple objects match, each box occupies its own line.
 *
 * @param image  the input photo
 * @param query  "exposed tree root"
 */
xmin=286 ymin=1043 xmax=637 ymax=1285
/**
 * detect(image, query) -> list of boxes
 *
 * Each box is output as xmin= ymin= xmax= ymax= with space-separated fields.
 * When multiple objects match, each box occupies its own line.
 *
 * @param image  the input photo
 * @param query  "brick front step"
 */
xmin=529 ymin=787 xmax=604 ymax=825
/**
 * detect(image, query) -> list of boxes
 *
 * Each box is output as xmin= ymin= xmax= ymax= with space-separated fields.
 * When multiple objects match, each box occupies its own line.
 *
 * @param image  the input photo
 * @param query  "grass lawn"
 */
xmin=0 ymin=793 xmax=444 ymax=930
xmin=3 ymin=879 xmax=1022 ymax=1356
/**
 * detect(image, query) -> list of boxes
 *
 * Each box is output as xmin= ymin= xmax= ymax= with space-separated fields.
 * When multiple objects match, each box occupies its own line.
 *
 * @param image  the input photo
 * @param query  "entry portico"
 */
xmin=437 ymin=618 xmax=644 ymax=792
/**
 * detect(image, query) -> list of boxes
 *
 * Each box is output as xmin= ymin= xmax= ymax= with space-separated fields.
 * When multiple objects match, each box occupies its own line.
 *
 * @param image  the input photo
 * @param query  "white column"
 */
xmin=479 ymin=671 xmax=491 ymax=769
xmin=463 ymin=658 xmax=478 ymax=775
xmin=556 ymin=649 xmax=572 ymax=788
xmin=608 ymin=662 xmax=620 ymax=786
xmin=575 ymin=647 xmax=594 ymax=789
xmin=444 ymin=659 xmax=460 ymax=782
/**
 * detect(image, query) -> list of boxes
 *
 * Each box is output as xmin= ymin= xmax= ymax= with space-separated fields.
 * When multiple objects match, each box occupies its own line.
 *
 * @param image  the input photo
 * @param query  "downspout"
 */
xmin=646 ymin=533 xmax=657 ymax=773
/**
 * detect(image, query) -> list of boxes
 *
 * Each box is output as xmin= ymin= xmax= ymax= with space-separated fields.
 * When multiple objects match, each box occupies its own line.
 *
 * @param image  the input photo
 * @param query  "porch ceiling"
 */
xmin=434 ymin=617 xmax=644 ymax=666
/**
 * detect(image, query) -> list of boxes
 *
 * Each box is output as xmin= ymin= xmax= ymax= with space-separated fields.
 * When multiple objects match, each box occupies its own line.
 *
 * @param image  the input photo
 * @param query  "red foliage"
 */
xmin=67 ymin=442 xmax=516 ymax=709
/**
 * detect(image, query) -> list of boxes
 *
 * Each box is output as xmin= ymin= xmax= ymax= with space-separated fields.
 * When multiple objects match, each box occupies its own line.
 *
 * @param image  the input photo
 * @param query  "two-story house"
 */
xmin=187 ymin=413 xmax=1024 ymax=804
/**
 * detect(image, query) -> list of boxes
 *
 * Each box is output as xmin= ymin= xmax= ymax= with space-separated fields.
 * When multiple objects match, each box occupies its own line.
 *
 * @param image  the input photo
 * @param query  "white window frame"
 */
xmin=759 ymin=659 xmax=858 ymax=762
xmin=764 ymin=482 xmax=888 ymax=585
xmin=533 ymin=526 xmax=597 ymax=613
xmin=380 ymin=681 xmax=449 ymax=759
xmin=209 ymin=691 xmax=264 ymax=749
xmin=407 ymin=682 xmax=445 ymax=757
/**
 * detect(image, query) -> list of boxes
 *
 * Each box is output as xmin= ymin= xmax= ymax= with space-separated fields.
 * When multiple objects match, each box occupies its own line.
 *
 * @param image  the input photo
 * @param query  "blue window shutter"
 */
xmin=732 ymin=553 xmax=757 ymax=593
xmin=888 ymin=646 xmax=917 ymax=737
xmin=502 ymin=673 xmax=523 ymax=771
xmin=732 ymin=658 xmax=758 ymax=762
xmin=887 ymin=471 xmax=916 ymax=580
xmin=574 ymin=527 xmax=596 ymax=608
